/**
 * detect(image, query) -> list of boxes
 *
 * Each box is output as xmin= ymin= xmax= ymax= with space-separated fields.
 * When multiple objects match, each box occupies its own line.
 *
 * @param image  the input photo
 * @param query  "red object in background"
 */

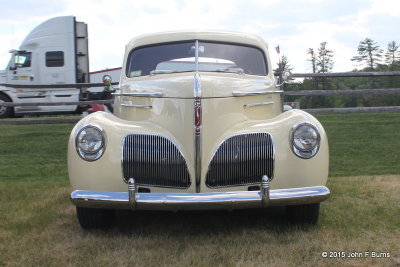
xmin=87 ymin=104 xmax=105 ymax=113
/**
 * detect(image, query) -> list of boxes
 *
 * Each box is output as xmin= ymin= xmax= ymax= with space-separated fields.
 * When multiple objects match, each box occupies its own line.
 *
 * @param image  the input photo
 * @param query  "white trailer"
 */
xmin=0 ymin=16 xmax=90 ymax=118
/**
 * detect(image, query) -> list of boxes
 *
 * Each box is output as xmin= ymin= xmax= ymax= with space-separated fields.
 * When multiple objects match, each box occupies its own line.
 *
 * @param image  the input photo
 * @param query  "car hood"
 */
xmin=119 ymin=72 xmax=276 ymax=99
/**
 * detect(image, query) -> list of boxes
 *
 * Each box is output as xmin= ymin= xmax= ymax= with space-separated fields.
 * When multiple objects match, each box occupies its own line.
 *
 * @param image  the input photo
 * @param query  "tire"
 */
xmin=76 ymin=207 xmax=115 ymax=229
xmin=0 ymin=94 xmax=13 ymax=118
xmin=286 ymin=203 xmax=320 ymax=225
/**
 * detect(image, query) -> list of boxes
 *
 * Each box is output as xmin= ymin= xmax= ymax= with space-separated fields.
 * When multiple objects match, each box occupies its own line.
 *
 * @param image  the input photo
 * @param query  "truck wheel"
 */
xmin=286 ymin=203 xmax=320 ymax=225
xmin=76 ymin=207 xmax=115 ymax=229
xmin=0 ymin=94 xmax=13 ymax=118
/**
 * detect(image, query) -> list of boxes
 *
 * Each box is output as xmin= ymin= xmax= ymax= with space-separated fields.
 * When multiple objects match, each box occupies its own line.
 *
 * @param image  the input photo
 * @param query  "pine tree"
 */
xmin=274 ymin=54 xmax=293 ymax=74
xmin=305 ymin=42 xmax=336 ymax=107
xmin=316 ymin=42 xmax=334 ymax=73
xmin=307 ymin=48 xmax=316 ymax=73
xmin=351 ymin=38 xmax=383 ymax=70
xmin=385 ymin=41 xmax=400 ymax=65
xmin=306 ymin=48 xmax=318 ymax=91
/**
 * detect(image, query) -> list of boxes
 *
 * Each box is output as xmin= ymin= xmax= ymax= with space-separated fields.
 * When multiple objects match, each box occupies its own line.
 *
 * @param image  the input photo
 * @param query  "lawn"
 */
xmin=317 ymin=112 xmax=400 ymax=177
xmin=0 ymin=113 xmax=399 ymax=266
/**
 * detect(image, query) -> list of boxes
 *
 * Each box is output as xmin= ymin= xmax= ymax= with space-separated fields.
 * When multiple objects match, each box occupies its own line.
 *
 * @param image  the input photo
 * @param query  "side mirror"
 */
xmin=282 ymin=71 xmax=292 ymax=82
xmin=276 ymin=71 xmax=292 ymax=87
xmin=8 ymin=51 xmax=17 ymax=70
xmin=102 ymin=75 xmax=112 ymax=86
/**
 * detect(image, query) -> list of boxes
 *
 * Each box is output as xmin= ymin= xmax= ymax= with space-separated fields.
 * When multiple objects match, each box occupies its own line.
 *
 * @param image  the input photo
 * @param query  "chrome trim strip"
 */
xmin=121 ymin=104 xmax=152 ymax=109
xmin=193 ymin=41 xmax=202 ymax=193
xmin=194 ymin=133 xmax=201 ymax=193
xmin=112 ymin=92 xmax=164 ymax=97
xmin=71 ymin=186 xmax=330 ymax=210
xmin=243 ymin=101 xmax=274 ymax=108
xmin=194 ymin=72 xmax=202 ymax=98
xmin=193 ymin=71 xmax=202 ymax=193
xmin=195 ymin=40 xmax=199 ymax=74
xmin=232 ymin=90 xmax=283 ymax=96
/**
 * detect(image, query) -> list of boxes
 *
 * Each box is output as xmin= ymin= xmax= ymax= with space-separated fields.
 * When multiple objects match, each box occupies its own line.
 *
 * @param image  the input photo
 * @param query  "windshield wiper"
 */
xmin=214 ymin=67 xmax=245 ymax=75
xmin=150 ymin=70 xmax=184 ymax=76
xmin=149 ymin=67 xmax=245 ymax=76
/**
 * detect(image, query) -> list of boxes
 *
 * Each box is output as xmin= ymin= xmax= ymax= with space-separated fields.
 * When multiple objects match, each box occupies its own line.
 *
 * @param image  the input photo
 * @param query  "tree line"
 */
xmin=277 ymin=38 xmax=400 ymax=109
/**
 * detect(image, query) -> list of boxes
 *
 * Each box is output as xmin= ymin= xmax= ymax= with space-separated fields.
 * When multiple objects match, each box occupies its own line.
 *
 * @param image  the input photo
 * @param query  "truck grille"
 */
xmin=205 ymin=133 xmax=274 ymax=188
xmin=122 ymin=134 xmax=191 ymax=189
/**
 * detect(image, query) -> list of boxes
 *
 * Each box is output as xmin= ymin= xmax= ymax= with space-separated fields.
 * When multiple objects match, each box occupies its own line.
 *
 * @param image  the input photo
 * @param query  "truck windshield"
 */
xmin=126 ymin=41 xmax=267 ymax=77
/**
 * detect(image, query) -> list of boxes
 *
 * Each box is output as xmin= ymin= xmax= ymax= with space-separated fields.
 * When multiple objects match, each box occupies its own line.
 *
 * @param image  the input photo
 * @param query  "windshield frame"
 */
xmin=125 ymin=39 xmax=268 ymax=78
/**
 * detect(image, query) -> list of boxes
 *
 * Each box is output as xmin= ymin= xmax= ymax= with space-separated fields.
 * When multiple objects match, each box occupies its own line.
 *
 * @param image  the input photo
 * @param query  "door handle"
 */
xmin=30 ymin=75 xmax=34 ymax=81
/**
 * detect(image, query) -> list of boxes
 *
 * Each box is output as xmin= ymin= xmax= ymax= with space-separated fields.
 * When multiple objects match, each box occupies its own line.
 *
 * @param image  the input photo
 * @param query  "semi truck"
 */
xmin=0 ymin=16 xmax=104 ymax=118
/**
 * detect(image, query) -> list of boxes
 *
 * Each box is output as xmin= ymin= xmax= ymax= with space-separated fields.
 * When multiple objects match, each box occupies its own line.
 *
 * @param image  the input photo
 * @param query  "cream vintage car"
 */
xmin=68 ymin=31 xmax=330 ymax=229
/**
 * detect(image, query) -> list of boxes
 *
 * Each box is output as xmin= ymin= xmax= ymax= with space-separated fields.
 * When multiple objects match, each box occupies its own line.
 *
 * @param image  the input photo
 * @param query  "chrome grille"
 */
xmin=122 ymin=134 xmax=191 ymax=189
xmin=206 ymin=133 xmax=274 ymax=188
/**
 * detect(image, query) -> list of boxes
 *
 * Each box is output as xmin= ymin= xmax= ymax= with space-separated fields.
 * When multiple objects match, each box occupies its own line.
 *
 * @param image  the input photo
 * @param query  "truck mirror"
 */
xmin=8 ymin=52 xmax=17 ymax=70
xmin=102 ymin=75 xmax=112 ymax=86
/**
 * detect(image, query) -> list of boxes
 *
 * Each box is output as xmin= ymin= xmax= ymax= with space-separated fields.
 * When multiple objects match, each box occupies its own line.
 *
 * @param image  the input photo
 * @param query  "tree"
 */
xmin=316 ymin=42 xmax=334 ymax=73
xmin=351 ymin=38 xmax=383 ymax=70
xmin=303 ymin=42 xmax=336 ymax=107
xmin=305 ymin=43 xmax=334 ymax=91
xmin=307 ymin=48 xmax=317 ymax=73
xmin=306 ymin=48 xmax=318 ymax=91
xmin=274 ymin=54 xmax=293 ymax=74
xmin=384 ymin=41 xmax=400 ymax=65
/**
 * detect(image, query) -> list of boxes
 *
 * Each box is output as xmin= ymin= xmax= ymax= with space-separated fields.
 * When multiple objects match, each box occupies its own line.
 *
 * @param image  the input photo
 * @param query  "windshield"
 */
xmin=126 ymin=41 xmax=267 ymax=77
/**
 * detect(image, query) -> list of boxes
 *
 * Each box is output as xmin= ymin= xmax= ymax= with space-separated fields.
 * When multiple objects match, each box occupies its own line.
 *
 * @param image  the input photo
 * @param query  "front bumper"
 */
xmin=70 ymin=178 xmax=330 ymax=210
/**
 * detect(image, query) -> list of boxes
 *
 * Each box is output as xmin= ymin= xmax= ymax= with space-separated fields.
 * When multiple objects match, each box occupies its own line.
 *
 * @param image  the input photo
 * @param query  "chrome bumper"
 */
xmin=70 ymin=178 xmax=330 ymax=210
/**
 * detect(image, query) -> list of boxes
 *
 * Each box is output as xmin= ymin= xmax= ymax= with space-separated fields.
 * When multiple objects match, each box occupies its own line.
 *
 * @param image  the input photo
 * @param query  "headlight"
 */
xmin=76 ymin=125 xmax=106 ymax=161
xmin=290 ymin=122 xmax=320 ymax=159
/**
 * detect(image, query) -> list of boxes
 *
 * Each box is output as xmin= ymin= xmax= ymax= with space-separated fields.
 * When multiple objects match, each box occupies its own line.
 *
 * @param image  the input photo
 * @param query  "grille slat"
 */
xmin=122 ymin=134 xmax=191 ymax=189
xmin=206 ymin=133 xmax=274 ymax=188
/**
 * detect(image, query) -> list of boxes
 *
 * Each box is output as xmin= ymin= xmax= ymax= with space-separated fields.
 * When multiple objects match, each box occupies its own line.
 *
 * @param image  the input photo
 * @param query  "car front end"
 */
xmin=68 ymin=31 xmax=330 ymax=228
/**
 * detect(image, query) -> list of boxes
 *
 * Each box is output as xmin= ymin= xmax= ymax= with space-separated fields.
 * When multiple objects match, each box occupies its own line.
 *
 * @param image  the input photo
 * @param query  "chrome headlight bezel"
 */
xmin=290 ymin=122 xmax=320 ymax=159
xmin=75 ymin=125 xmax=106 ymax=161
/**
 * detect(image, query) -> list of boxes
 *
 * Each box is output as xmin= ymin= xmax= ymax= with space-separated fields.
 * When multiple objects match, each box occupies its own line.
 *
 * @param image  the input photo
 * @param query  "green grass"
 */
xmin=316 ymin=112 xmax=400 ymax=177
xmin=0 ymin=124 xmax=73 ymax=182
xmin=0 ymin=113 xmax=399 ymax=266
xmin=1 ymin=113 xmax=399 ymax=181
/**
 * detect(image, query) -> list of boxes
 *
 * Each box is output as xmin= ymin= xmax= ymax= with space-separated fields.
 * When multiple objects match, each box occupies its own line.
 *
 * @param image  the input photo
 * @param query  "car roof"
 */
xmin=125 ymin=31 xmax=269 ymax=52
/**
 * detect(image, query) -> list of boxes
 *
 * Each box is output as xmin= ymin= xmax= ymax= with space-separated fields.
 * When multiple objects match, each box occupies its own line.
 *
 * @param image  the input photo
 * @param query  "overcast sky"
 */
xmin=0 ymin=0 xmax=399 ymax=73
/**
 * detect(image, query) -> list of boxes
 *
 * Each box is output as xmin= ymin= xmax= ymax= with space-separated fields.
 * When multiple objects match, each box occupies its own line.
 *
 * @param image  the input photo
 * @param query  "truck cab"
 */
xmin=0 ymin=16 xmax=89 ymax=118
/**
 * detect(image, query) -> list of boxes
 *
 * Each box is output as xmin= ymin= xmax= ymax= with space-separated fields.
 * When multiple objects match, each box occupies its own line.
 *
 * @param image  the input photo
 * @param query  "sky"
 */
xmin=0 ymin=0 xmax=399 ymax=74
